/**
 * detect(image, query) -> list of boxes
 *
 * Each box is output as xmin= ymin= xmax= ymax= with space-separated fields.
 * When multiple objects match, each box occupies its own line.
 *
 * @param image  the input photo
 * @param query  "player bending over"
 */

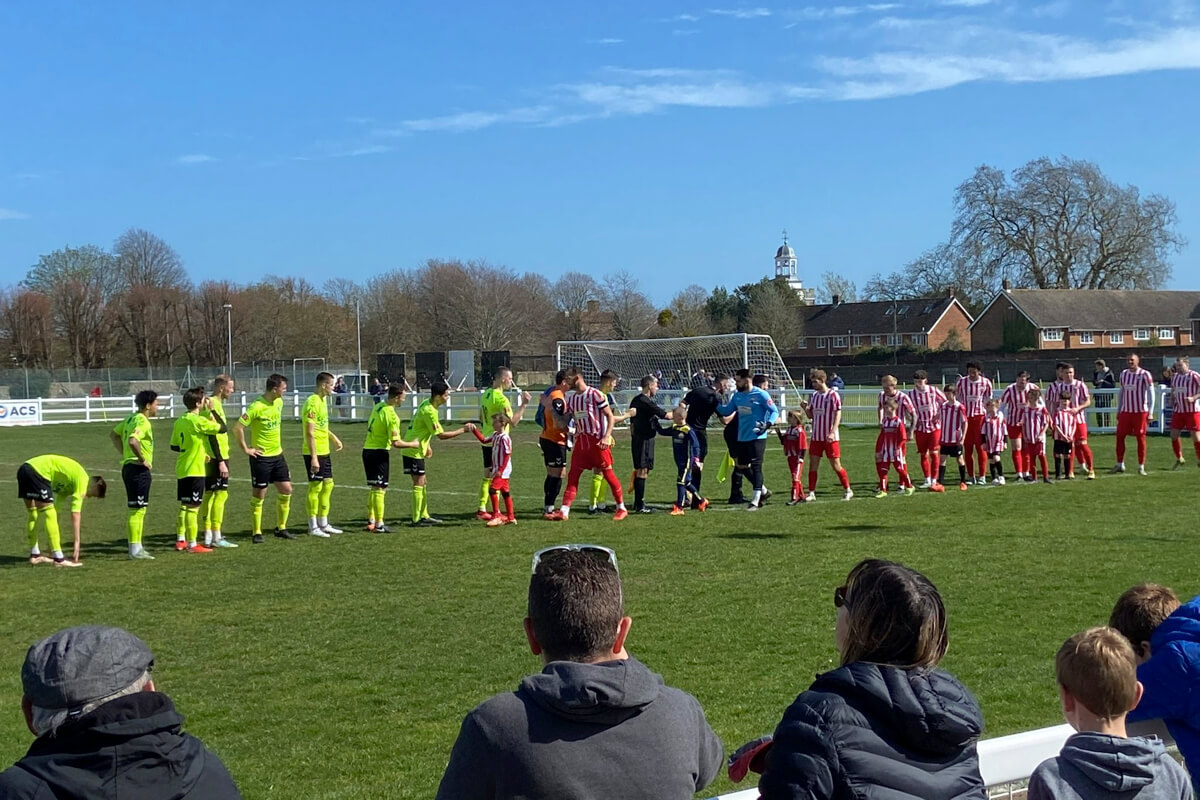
xmin=15 ymin=455 xmax=105 ymax=567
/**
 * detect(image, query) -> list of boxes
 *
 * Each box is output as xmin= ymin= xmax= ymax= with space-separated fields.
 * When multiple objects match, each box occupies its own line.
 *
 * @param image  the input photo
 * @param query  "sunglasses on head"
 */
xmin=531 ymin=544 xmax=619 ymax=575
xmin=834 ymin=585 xmax=849 ymax=609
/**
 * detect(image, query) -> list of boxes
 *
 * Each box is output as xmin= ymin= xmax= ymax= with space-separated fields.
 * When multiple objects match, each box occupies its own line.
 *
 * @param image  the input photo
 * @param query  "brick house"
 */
xmin=796 ymin=291 xmax=974 ymax=355
xmin=969 ymin=288 xmax=1200 ymax=352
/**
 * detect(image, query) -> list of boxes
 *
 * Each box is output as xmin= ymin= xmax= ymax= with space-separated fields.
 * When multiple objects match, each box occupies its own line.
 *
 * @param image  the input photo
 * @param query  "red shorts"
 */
xmin=1116 ymin=411 xmax=1148 ymax=438
xmin=489 ymin=477 xmax=510 ymax=493
xmin=810 ymin=440 xmax=841 ymax=459
xmin=1007 ymin=425 xmax=1024 ymax=440
xmin=1172 ymin=411 xmax=1200 ymax=432
xmin=1022 ymin=441 xmax=1045 ymax=458
xmin=1074 ymin=421 xmax=1089 ymax=443
xmin=570 ymin=435 xmax=613 ymax=471
xmin=914 ymin=430 xmax=941 ymax=453
xmin=964 ymin=415 xmax=985 ymax=447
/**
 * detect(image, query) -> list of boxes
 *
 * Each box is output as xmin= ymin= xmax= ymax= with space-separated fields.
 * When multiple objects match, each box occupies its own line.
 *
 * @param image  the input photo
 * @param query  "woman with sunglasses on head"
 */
xmin=751 ymin=558 xmax=986 ymax=800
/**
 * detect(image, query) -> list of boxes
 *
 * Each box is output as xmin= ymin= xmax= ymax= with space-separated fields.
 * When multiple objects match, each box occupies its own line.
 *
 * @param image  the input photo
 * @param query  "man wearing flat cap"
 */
xmin=0 ymin=625 xmax=241 ymax=799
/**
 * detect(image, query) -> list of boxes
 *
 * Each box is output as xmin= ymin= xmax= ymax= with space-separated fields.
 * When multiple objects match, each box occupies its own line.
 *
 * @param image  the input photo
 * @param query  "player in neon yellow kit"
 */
xmin=362 ymin=384 xmax=420 ymax=532
xmin=200 ymin=374 xmax=236 ymax=548
xmin=110 ymin=390 xmax=158 ymax=560
xmin=475 ymin=367 xmax=530 ymax=520
xmin=15 ymin=455 xmax=106 ymax=567
xmin=170 ymin=386 xmax=226 ymax=553
xmin=402 ymin=380 xmax=473 ymax=527
xmin=303 ymin=372 xmax=345 ymax=537
xmin=234 ymin=373 xmax=293 ymax=544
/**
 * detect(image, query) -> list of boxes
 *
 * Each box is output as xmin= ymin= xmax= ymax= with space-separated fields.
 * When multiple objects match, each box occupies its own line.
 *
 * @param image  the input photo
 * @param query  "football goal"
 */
xmin=557 ymin=334 xmax=796 ymax=392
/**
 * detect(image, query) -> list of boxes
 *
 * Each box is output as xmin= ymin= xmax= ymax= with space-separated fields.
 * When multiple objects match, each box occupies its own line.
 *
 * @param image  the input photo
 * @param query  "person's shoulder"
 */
xmin=1027 ymin=755 xmax=1066 ymax=797
xmin=459 ymin=689 xmax=528 ymax=740
xmin=0 ymin=762 xmax=54 ymax=799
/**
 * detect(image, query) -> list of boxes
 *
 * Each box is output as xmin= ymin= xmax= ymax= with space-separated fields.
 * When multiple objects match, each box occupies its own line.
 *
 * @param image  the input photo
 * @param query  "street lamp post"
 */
xmin=355 ymin=297 xmax=363 ymax=389
xmin=223 ymin=304 xmax=233 ymax=376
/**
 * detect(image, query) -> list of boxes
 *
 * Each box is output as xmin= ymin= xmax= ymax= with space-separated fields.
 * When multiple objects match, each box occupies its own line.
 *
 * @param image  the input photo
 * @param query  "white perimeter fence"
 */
xmin=0 ymin=387 xmax=1179 ymax=433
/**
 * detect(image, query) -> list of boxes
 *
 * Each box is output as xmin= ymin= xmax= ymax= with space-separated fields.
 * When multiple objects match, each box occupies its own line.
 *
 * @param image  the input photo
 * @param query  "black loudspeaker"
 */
xmin=375 ymin=354 xmax=407 ymax=386
xmin=415 ymin=351 xmax=446 ymax=390
xmin=481 ymin=350 xmax=511 ymax=387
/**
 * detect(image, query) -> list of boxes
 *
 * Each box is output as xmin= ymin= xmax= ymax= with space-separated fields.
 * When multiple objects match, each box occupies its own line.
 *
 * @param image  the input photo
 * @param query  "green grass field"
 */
xmin=1 ymin=420 xmax=1197 ymax=799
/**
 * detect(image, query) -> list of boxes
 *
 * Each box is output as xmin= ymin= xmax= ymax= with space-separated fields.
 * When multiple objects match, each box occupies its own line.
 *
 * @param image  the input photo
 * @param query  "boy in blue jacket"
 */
xmin=1110 ymin=583 xmax=1200 ymax=788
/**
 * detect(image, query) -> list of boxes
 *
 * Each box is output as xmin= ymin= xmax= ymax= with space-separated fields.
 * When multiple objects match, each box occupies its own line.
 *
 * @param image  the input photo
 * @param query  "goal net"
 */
xmin=557 ymin=334 xmax=796 ymax=394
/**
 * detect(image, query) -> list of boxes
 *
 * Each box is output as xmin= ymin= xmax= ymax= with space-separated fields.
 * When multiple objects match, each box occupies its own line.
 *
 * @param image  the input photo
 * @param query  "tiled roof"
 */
xmin=995 ymin=289 xmax=1200 ymax=330
xmin=802 ymin=297 xmax=965 ymax=337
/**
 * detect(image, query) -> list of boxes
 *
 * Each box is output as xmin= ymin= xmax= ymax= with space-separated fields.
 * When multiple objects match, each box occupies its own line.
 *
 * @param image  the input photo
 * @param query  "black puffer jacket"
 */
xmin=0 ymin=691 xmax=241 ymax=800
xmin=758 ymin=661 xmax=986 ymax=800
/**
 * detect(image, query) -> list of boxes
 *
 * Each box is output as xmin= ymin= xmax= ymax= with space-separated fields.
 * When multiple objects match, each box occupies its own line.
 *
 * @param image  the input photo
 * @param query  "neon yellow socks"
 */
xmin=128 ymin=507 xmax=145 ymax=545
xmin=42 ymin=506 xmax=62 ymax=553
xmin=478 ymin=478 xmax=491 ymax=511
xmin=412 ymin=485 xmax=427 ymax=522
xmin=277 ymin=494 xmax=291 ymax=529
xmin=250 ymin=496 xmax=264 ymax=534
xmin=26 ymin=507 xmax=39 ymax=550
xmin=306 ymin=482 xmax=321 ymax=518
xmin=368 ymin=488 xmax=385 ymax=523
xmin=590 ymin=473 xmax=604 ymax=507
xmin=176 ymin=506 xmax=188 ymax=541
xmin=178 ymin=506 xmax=199 ymax=544
xmin=318 ymin=479 xmax=334 ymax=518
xmin=211 ymin=490 xmax=228 ymax=532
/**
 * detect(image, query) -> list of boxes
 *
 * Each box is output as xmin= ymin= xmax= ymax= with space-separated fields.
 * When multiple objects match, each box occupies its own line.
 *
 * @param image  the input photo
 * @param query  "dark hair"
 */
xmin=1017 ymin=370 xmax=1029 ymax=378
xmin=316 ymin=372 xmax=335 ymax=384
xmin=90 ymin=476 xmax=107 ymax=498
xmin=965 ymin=361 xmax=980 ymax=371
xmin=839 ymin=559 xmax=948 ymax=669
xmin=134 ymin=390 xmax=158 ymax=410
xmin=640 ymin=374 xmax=656 ymax=389
xmin=528 ymin=550 xmax=624 ymax=662
xmin=713 ymin=372 xmax=729 ymax=382
xmin=752 ymin=374 xmax=768 ymax=388
xmin=1056 ymin=361 xmax=1070 ymax=371
xmin=735 ymin=368 xmax=751 ymax=380
xmin=430 ymin=380 xmax=450 ymax=397
xmin=912 ymin=369 xmax=928 ymax=381
xmin=213 ymin=374 xmax=232 ymax=389
xmin=387 ymin=384 xmax=406 ymax=400
xmin=182 ymin=386 xmax=205 ymax=410
xmin=943 ymin=384 xmax=956 ymax=394
xmin=1110 ymin=583 xmax=1179 ymax=651
xmin=555 ymin=369 xmax=568 ymax=385
xmin=599 ymin=369 xmax=618 ymax=382
xmin=266 ymin=374 xmax=288 ymax=391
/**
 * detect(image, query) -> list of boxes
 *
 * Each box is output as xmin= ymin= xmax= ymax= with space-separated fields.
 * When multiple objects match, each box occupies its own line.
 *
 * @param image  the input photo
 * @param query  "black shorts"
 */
xmin=402 ymin=456 xmax=426 ymax=476
xmin=939 ymin=444 xmax=963 ymax=459
xmin=736 ymin=438 xmax=767 ymax=466
xmin=177 ymin=477 xmax=205 ymax=506
xmin=306 ymin=454 xmax=333 ymax=482
xmin=540 ymin=438 xmax=567 ymax=468
xmin=1053 ymin=440 xmax=1074 ymax=457
xmin=16 ymin=464 xmax=52 ymax=504
xmin=363 ymin=449 xmax=390 ymax=488
xmin=693 ymin=429 xmax=709 ymax=462
xmin=481 ymin=446 xmax=494 ymax=470
xmin=122 ymin=463 xmax=152 ymax=508
xmin=205 ymin=459 xmax=230 ymax=491
xmin=723 ymin=423 xmax=739 ymax=451
xmin=632 ymin=436 xmax=656 ymax=470
xmin=249 ymin=455 xmax=290 ymax=489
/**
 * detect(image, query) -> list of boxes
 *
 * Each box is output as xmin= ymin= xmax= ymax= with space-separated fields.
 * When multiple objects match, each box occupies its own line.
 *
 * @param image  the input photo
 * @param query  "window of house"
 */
xmin=1109 ymin=331 xmax=1124 ymax=345
xmin=1133 ymin=328 xmax=1150 ymax=341
xmin=886 ymin=334 xmax=902 ymax=346
xmin=1159 ymin=328 xmax=1174 ymax=340
xmin=1042 ymin=329 xmax=1063 ymax=342
xmin=816 ymin=337 xmax=827 ymax=348
xmin=832 ymin=336 xmax=848 ymax=348
xmin=852 ymin=335 xmax=864 ymax=346
xmin=1079 ymin=331 xmax=1094 ymax=345
xmin=898 ymin=305 xmax=910 ymax=315
xmin=912 ymin=333 xmax=927 ymax=346
xmin=884 ymin=307 xmax=894 ymax=315
xmin=872 ymin=335 xmax=882 ymax=345
xmin=797 ymin=337 xmax=807 ymax=349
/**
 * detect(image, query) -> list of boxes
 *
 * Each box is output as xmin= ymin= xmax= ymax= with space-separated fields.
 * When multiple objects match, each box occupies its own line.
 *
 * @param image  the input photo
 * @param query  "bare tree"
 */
xmin=23 ymin=245 xmax=120 ymax=367
xmin=113 ymin=229 xmax=191 ymax=367
xmin=744 ymin=280 xmax=804 ymax=351
xmin=601 ymin=271 xmax=656 ymax=340
xmin=658 ymin=284 xmax=713 ymax=337
xmin=0 ymin=288 xmax=53 ymax=366
xmin=818 ymin=271 xmax=857 ymax=304
xmin=549 ymin=271 xmax=602 ymax=341
xmin=862 ymin=242 xmax=993 ymax=313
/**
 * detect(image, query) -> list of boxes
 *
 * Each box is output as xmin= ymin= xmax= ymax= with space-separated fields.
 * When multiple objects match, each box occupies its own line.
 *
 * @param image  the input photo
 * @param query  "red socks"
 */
xmin=837 ymin=468 xmax=851 ymax=490
xmin=603 ymin=469 xmax=624 ymax=504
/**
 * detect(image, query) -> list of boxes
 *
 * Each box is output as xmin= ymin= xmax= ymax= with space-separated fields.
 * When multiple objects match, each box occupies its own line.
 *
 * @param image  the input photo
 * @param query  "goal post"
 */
xmin=556 ymin=334 xmax=796 ymax=393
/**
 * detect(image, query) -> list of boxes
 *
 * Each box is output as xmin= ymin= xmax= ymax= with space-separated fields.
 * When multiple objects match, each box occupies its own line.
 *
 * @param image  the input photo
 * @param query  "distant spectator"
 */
xmin=690 ymin=369 xmax=709 ymax=389
xmin=1093 ymin=359 xmax=1116 ymax=428
xmin=88 ymin=385 xmax=102 ymax=398
xmin=369 ymin=378 xmax=384 ymax=401
xmin=741 ymin=558 xmax=986 ymax=799
xmin=0 ymin=625 xmax=242 ymax=799
xmin=1027 ymin=626 xmax=1192 ymax=800
xmin=434 ymin=544 xmax=723 ymax=800
xmin=1160 ymin=368 xmax=1173 ymax=387
xmin=828 ymin=371 xmax=845 ymax=391
xmin=1111 ymin=583 xmax=1200 ymax=790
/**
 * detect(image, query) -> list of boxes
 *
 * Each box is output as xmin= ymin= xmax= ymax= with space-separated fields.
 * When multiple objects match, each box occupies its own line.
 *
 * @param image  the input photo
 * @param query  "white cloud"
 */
xmin=1031 ymin=1 xmax=1070 ymax=18
xmin=392 ymin=106 xmax=554 ymax=133
xmin=938 ymin=0 xmax=995 ymax=6
xmin=588 ymin=37 xmax=624 ymax=44
xmin=176 ymin=154 xmax=217 ymax=165
xmin=708 ymin=7 xmax=772 ymax=18
xmin=673 ymin=28 xmax=700 ymax=35
xmin=0 ymin=208 xmax=30 ymax=220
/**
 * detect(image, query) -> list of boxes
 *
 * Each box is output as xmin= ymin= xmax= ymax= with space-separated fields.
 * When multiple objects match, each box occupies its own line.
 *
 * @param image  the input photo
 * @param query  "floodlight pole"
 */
xmin=223 ymin=304 xmax=233 ymax=376
xmin=355 ymin=297 xmax=363 ymax=386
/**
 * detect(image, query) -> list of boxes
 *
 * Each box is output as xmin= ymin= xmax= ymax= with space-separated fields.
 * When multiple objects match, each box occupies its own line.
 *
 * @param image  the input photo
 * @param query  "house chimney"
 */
xmin=831 ymin=294 xmax=840 ymax=307
xmin=947 ymin=286 xmax=956 ymax=298
xmin=1002 ymin=278 xmax=1012 ymax=292
xmin=586 ymin=299 xmax=599 ymax=313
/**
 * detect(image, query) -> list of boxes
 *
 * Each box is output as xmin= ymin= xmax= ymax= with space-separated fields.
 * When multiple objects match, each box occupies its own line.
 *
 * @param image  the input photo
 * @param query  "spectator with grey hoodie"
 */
xmin=1028 ymin=626 xmax=1191 ymax=800
xmin=434 ymin=543 xmax=722 ymax=800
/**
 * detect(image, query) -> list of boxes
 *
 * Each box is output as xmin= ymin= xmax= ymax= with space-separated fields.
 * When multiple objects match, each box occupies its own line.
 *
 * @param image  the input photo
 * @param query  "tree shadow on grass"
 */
xmin=719 ymin=532 xmax=793 ymax=540
xmin=830 ymin=524 xmax=887 ymax=532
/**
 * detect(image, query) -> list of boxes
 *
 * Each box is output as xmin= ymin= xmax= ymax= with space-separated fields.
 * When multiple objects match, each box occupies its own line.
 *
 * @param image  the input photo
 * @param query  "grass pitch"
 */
xmin=1 ymin=420 xmax=1197 ymax=799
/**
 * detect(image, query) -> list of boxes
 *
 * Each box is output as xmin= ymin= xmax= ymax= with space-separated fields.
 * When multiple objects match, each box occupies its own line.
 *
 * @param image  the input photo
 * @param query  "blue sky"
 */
xmin=2 ymin=0 xmax=1199 ymax=304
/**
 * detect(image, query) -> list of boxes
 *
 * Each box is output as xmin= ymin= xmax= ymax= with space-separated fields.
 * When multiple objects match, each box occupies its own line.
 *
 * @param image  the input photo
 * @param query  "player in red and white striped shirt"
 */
xmin=1169 ymin=356 xmax=1200 ymax=468
xmin=472 ymin=411 xmax=517 ymax=525
xmin=802 ymin=369 xmax=852 ymax=501
xmin=956 ymin=363 xmax=994 ymax=484
xmin=777 ymin=409 xmax=808 ymax=504
xmin=1021 ymin=387 xmax=1052 ymax=483
xmin=1046 ymin=363 xmax=1094 ymax=478
xmin=1051 ymin=392 xmax=1078 ymax=480
xmin=982 ymin=399 xmax=1008 ymax=485
xmin=1114 ymin=353 xmax=1155 ymax=474
xmin=907 ymin=370 xmax=946 ymax=487
xmin=874 ymin=399 xmax=913 ymax=497
xmin=1000 ymin=371 xmax=1037 ymax=479
xmin=877 ymin=375 xmax=915 ymax=492
xmin=552 ymin=368 xmax=627 ymax=520
xmin=931 ymin=385 xmax=968 ymax=492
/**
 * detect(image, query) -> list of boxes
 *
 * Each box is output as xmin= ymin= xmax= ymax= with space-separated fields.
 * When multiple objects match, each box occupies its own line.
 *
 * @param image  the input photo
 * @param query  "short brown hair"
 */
xmin=528 ymin=550 xmax=624 ymax=662
xmin=1110 ymin=583 xmax=1179 ymax=650
xmin=839 ymin=559 xmax=948 ymax=669
xmin=1056 ymin=627 xmax=1138 ymax=720
xmin=809 ymin=369 xmax=827 ymax=383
